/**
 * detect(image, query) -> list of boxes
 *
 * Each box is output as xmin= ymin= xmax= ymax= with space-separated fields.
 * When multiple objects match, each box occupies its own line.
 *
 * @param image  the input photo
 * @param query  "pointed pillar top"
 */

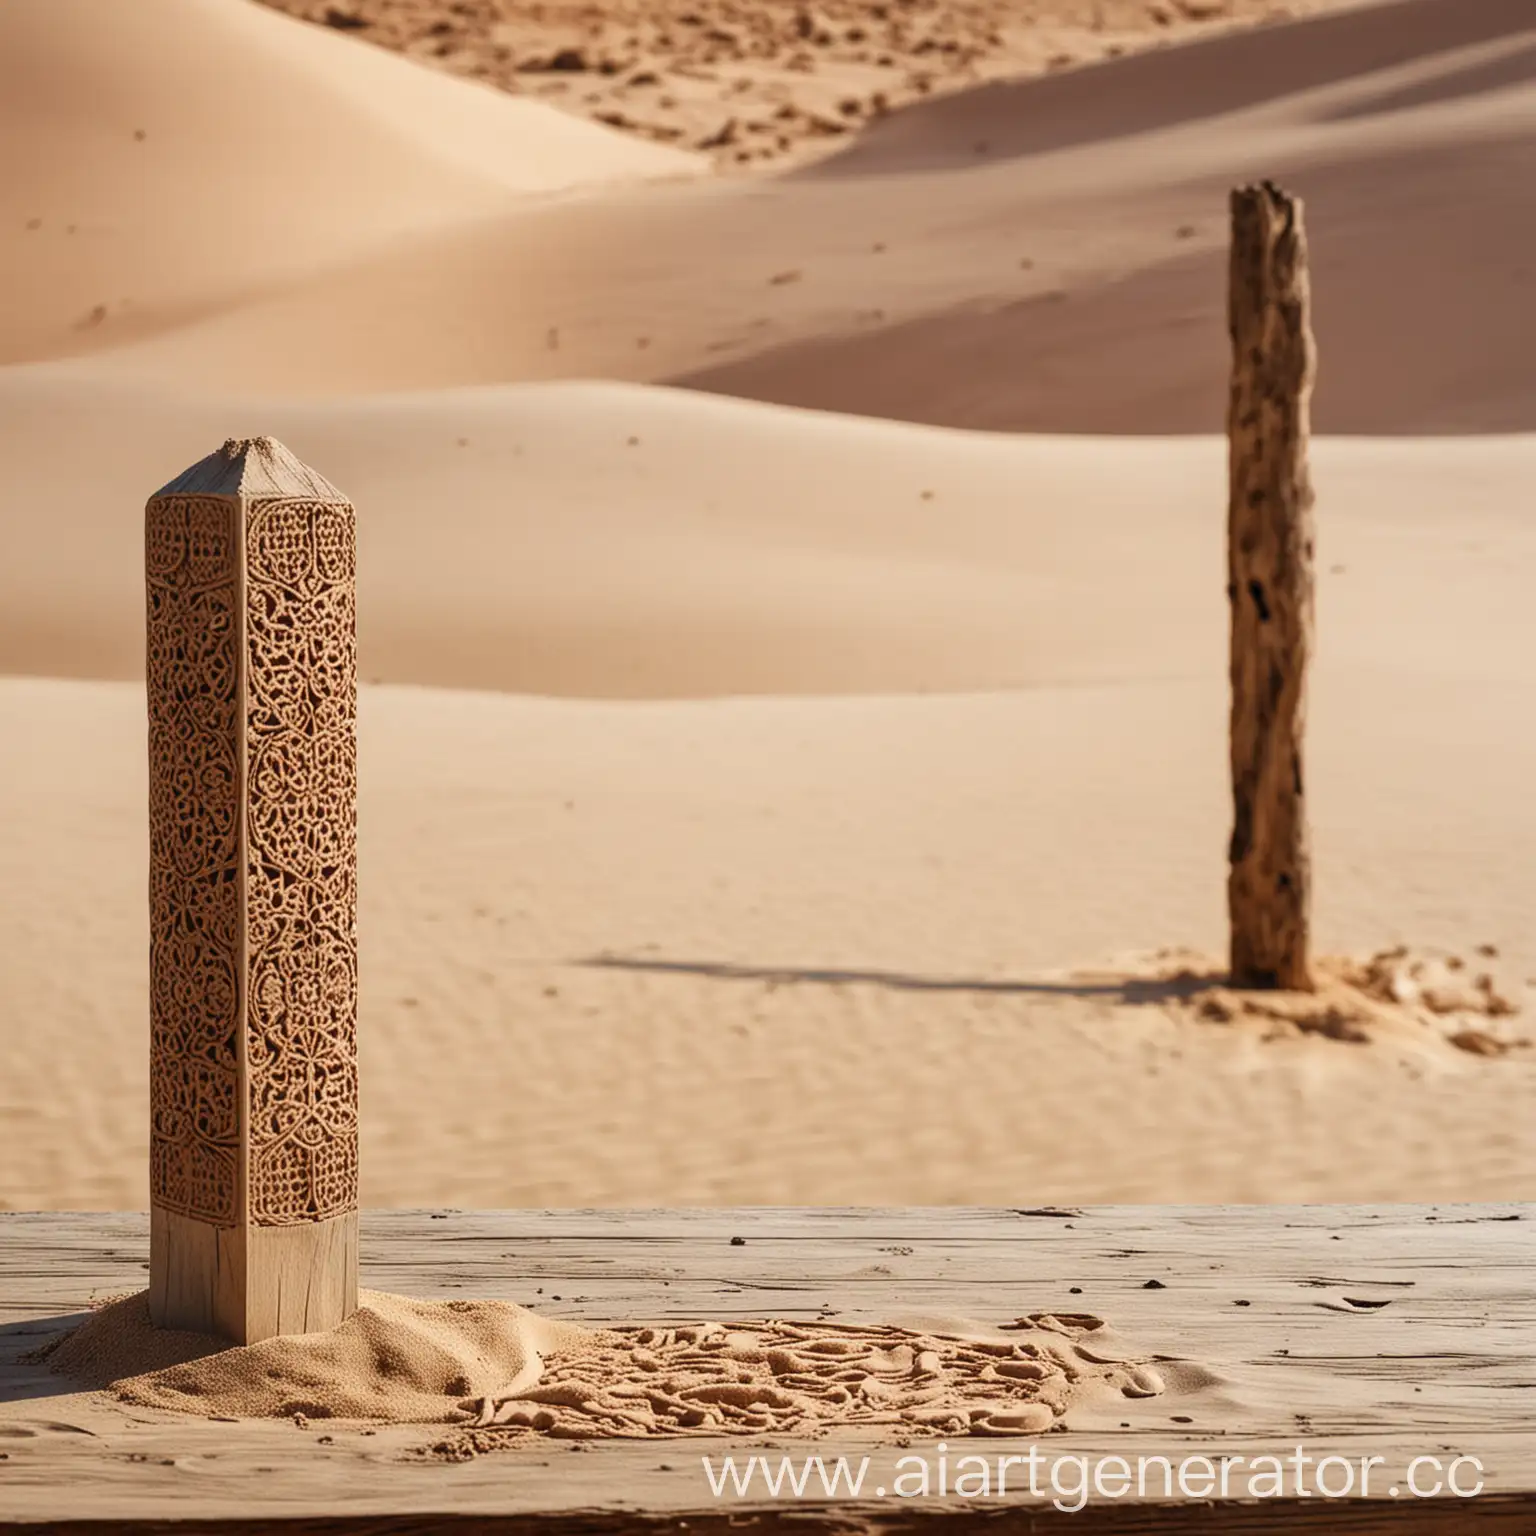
xmin=149 ymin=435 xmax=348 ymax=504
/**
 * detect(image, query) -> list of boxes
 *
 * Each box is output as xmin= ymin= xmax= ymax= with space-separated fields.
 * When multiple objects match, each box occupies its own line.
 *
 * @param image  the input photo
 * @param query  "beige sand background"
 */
xmin=2 ymin=0 xmax=1534 ymax=1213
xmin=252 ymin=0 xmax=1370 ymax=171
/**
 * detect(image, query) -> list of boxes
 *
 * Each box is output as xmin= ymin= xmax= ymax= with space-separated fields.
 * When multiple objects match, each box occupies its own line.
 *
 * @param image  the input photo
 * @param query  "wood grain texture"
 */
xmin=1226 ymin=181 xmax=1317 ymax=992
xmin=2 ymin=1206 xmax=1531 ymax=1531
xmin=147 ymin=1205 xmax=244 ymax=1341
xmin=10 ymin=1500 xmax=1536 ymax=1535
xmin=246 ymin=1209 xmax=359 ymax=1342
xmin=127 ymin=1203 xmax=357 ymax=1347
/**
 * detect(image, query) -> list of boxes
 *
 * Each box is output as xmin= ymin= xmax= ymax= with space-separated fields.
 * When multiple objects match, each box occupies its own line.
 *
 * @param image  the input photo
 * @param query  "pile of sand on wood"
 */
xmin=43 ymin=1290 xmax=593 ymax=1424
xmin=43 ymin=1293 xmax=1162 ymax=1441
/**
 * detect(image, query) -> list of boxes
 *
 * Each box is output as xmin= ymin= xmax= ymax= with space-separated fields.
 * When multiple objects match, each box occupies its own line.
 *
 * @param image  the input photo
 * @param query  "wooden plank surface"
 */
xmin=1 ymin=1206 xmax=1532 ymax=1531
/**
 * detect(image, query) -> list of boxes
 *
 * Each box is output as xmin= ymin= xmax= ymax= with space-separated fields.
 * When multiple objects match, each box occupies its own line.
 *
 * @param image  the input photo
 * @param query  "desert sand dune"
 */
xmin=0 ymin=0 xmax=697 ymax=366
xmin=32 ymin=0 xmax=1536 ymax=437
xmin=684 ymin=10 xmax=1536 ymax=430
xmin=809 ymin=0 xmax=1534 ymax=173
xmin=252 ymin=0 xmax=1371 ymax=171
xmin=0 ymin=0 xmax=1532 ymax=1215
xmin=683 ymin=131 xmax=1536 ymax=433
xmin=2 ymin=373 xmax=1534 ymax=694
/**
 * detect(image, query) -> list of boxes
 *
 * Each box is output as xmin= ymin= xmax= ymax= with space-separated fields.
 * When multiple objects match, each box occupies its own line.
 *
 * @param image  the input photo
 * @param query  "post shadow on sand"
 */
xmin=0 ymin=1314 xmax=91 ymax=1405
xmin=1 ymin=1306 xmax=238 ymax=1408
xmin=574 ymin=954 xmax=1224 ymax=1006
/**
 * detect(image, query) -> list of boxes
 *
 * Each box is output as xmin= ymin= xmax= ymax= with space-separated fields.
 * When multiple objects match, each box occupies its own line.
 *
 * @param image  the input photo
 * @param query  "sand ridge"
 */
xmin=10 ymin=0 xmax=1536 ymax=429
xmin=3 ymin=378 xmax=1535 ymax=693
xmin=0 ymin=0 xmax=699 ymax=368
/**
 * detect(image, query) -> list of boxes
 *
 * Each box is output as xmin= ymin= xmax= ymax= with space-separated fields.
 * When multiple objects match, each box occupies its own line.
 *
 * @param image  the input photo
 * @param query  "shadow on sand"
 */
xmin=0 ymin=1314 xmax=92 ymax=1405
xmin=576 ymin=954 xmax=1224 ymax=1006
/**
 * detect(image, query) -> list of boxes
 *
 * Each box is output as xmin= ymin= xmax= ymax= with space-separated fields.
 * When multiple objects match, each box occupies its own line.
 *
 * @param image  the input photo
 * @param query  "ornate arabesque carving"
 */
xmin=146 ymin=496 xmax=242 ymax=1225
xmin=147 ymin=478 xmax=358 ymax=1231
xmin=244 ymin=499 xmax=359 ymax=1225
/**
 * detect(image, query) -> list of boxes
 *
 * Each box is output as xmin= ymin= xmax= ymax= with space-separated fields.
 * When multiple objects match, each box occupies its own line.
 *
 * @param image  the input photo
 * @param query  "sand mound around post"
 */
xmin=44 ymin=1290 xmax=599 ymax=1424
xmin=1142 ymin=948 xmax=1529 ymax=1057
xmin=43 ymin=1294 xmax=1164 ymax=1443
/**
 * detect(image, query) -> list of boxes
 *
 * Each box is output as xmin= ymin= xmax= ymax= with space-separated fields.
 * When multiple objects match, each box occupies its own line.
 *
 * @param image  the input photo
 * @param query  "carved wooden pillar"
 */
xmin=1226 ymin=182 xmax=1316 ymax=992
xmin=145 ymin=436 xmax=359 ymax=1343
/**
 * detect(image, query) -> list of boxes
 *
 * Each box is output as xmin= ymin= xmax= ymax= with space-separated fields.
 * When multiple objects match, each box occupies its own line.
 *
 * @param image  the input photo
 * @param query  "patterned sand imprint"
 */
xmin=435 ymin=1310 xmax=1165 ymax=1456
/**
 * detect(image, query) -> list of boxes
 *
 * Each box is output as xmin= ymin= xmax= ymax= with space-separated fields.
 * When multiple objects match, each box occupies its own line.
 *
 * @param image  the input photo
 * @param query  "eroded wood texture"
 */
xmin=1227 ymin=181 xmax=1317 ymax=992
xmin=1 ymin=1206 xmax=1532 ymax=1532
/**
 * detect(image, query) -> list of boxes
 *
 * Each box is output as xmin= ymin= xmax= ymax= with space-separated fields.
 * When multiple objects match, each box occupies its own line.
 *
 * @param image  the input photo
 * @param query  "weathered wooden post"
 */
xmin=1226 ymin=182 xmax=1316 ymax=992
xmin=145 ymin=437 xmax=359 ymax=1342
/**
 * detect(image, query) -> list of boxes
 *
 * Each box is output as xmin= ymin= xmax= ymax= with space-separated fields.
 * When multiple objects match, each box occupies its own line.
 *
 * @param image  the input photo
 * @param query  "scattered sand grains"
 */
xmin=42 ymin=1293 xmax=1165 ymax=1450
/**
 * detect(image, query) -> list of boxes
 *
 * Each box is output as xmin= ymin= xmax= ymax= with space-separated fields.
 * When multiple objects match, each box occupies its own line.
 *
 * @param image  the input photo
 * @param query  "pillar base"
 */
xmin=149 ymin=1205 xmax=359 ymax=1344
